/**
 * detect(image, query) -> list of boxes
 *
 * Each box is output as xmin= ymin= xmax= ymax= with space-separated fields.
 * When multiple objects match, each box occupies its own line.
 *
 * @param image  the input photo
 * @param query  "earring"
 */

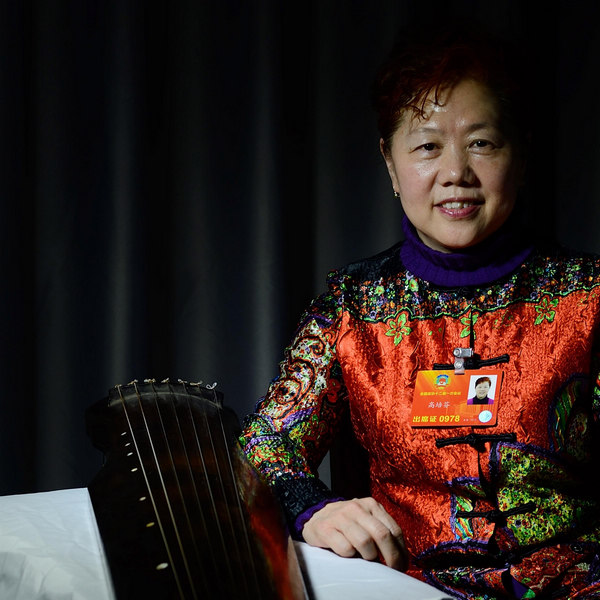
xmin=393 ymin=191 xmax=400 ymax=198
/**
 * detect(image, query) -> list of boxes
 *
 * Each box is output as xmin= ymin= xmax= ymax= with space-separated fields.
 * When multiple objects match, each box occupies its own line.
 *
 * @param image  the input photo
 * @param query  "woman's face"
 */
xmin=475 ymin=381 xmax=490 ymax=399
xmin=382 ymin=79 xmax=523 ymax=253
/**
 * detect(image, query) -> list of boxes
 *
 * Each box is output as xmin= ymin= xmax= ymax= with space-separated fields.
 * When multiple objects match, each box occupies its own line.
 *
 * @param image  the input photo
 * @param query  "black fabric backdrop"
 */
xmin=1 ymin=0 xmax=599 ymax=495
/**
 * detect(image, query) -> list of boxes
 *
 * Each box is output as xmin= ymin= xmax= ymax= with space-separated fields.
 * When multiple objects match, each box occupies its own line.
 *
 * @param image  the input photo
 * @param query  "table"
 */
xmin=0 ymin=489 xmax=451 ymax=600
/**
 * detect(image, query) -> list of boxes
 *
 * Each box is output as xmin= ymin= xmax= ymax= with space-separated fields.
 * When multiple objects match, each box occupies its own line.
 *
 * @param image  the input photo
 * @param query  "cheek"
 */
xmin=396 ymin=164 xmax=433 ymax=200
xmin=484 ymin=159 xmax=521 ymax=197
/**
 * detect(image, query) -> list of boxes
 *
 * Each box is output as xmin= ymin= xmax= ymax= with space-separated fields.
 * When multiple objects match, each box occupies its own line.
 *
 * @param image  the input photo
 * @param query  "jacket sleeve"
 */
xmin=239 ymin=270 xmax=350 ymax=534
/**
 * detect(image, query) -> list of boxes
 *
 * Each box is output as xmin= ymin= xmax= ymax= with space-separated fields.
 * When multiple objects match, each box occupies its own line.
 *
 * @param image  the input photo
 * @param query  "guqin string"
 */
xmin=86 ymin=379 xmax=306 ymax=600
xmin=117 ymin=383 xmax=189 ymax=598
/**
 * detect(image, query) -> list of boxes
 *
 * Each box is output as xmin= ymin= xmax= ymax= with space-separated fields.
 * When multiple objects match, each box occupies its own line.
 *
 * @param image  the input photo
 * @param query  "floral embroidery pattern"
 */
xmin=459 ymin=313 xmax=478 ymax=339
xmin=534 ymin=296 xmax=559 ymax=325
xmin=330 ymin=250 xmax=600 ymax=325
xmin=385 ymin=312 xmax=412 ymax=345
xmin=492 ymin=312 xmax=514 ymax=329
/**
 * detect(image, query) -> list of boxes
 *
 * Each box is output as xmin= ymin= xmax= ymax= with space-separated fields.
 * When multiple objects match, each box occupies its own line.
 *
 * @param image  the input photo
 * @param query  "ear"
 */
xmin=380 ymin=138 xmax=400 ymax=192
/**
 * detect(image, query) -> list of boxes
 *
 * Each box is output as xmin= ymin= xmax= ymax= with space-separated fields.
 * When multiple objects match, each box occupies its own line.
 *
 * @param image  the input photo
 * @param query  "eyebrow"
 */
xmin=408 ymin=122 xmax=497 ymax=136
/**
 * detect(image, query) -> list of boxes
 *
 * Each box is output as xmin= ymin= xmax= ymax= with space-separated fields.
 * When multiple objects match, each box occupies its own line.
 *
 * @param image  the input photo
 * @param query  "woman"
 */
xmin=468 ymin=376 xmax=493 ymax=405
xmin=240 ymin=26 xmax=600 ymax=599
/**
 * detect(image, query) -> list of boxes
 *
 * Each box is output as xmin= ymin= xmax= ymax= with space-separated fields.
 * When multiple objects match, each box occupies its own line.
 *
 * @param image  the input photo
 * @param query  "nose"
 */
xmin=437 ymin=147 xmax=475 ymax=187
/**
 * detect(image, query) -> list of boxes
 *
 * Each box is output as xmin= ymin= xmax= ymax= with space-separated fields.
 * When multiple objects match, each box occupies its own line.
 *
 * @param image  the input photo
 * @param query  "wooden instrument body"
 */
xmin=86 ymin=380 xmax=306 ymax=600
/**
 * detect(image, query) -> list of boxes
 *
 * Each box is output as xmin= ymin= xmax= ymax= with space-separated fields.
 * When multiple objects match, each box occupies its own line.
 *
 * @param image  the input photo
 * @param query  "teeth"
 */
xmin=443 ymin=201 xmax=472 ymax=209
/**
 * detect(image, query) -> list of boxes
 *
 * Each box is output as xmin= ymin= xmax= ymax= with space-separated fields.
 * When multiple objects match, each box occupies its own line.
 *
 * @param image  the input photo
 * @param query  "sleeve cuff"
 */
xmin=271 ymin=474 xmax=344 ymax=538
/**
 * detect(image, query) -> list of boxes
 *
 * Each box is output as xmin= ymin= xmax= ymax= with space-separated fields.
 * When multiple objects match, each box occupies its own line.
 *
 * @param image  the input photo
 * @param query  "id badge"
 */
xmin=411 ymin=369 xmax=503 ymax=427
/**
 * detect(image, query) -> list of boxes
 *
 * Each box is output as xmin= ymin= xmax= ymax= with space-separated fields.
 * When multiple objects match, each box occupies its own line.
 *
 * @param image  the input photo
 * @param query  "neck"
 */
xmin=399 ymin=216 xmax=534 ymax=287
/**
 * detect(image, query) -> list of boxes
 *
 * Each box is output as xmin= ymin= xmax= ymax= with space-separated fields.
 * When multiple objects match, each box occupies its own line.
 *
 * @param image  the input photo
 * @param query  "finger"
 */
xmin=301 ymin=498 xmax=408 ymax=571
xmin=351 ymin=517 xmax=406 ymax=570
xmin=323 ymin=526 xmax=364 ymax=559
xmin=368 ymin=502 xmax=407 ymax=551
xmin=353 ymin=499 xmax=408 ymax=570
xmin=330 ymin=504 xmax=403 ymax=568
xmin=304 ymin=501 xmax=381 ymax=561
xmin=371 ymin=522 xmax=407 ymax=571
xmin=339 ymin=519 xmax=380 ymax=561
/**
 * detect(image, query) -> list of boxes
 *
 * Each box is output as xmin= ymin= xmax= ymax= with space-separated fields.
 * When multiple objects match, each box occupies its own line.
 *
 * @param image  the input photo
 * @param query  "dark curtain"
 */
xmin=1 ymin=0 xmax=599 ymax=495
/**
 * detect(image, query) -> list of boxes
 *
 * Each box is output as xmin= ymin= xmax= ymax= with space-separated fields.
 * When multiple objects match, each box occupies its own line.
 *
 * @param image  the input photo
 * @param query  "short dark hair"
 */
xmin=474 ymin=376 xmax=492 ymax=387
xmin=373 ymin=24 xmax=530 ymax=153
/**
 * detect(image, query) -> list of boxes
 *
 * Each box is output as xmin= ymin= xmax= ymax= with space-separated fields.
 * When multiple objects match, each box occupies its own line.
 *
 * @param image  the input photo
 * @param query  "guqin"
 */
xmin=86 ymin=380 xmax=306 ymax=599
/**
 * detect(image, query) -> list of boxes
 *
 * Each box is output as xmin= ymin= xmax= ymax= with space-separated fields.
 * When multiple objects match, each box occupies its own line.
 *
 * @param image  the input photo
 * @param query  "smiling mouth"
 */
xmin=434 ymin=199 xmax=484 ymax=220
xmin=442 ymin=202 xmax=476 ymax=209
xmin=437 ymin=199 xmax=483 ymax=209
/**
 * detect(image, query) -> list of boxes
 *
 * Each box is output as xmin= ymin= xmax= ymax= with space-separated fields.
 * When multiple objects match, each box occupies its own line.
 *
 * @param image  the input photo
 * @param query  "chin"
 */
xmin=430 ymin=238 xmax=481 ymax=254
xmin=419 ymin=228 xmax=488 ymax=253
xmin=438 ymin=230 xmax=491 ymax=252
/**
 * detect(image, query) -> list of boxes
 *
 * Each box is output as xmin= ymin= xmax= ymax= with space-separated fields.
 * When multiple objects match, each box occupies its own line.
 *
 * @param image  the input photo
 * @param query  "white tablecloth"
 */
xmin=294 ymin=542 xmax=452 ymax=600
xmin=0 ymin=488 xmax=451 ymax=600
xmin=0 ymin=488 xmax=115 ymax=600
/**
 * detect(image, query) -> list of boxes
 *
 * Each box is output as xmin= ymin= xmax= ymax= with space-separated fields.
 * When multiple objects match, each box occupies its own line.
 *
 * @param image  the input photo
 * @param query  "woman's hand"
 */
xmin=301 ymin=497 xmax=408 ymax=571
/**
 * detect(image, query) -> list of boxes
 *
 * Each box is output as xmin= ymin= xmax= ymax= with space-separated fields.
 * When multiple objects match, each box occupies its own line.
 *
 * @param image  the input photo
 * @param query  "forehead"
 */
xmin=399 ymin=79 xmax=502 ymax=134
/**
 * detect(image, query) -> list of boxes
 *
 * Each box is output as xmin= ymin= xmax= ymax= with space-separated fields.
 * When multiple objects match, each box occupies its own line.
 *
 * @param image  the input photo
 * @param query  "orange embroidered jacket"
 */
xmin=240 ymin=243 xmax=600 ymax=599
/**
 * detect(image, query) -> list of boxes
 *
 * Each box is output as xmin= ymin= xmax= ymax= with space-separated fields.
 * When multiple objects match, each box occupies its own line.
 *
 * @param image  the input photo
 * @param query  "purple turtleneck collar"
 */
xmin=399 ymin=216 xmax=534 ymax=288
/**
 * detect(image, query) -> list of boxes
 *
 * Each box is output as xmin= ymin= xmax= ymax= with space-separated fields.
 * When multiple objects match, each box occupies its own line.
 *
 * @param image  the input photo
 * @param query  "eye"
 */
xmin=470 ymin=137 xmax=503 ymax=153
xmin=420 ymin=142 xmax=437 ymax=151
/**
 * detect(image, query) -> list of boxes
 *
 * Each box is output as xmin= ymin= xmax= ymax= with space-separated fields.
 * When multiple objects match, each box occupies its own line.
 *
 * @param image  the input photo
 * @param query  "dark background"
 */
xmin=1 ymin=0 xmax=599 ymax=495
